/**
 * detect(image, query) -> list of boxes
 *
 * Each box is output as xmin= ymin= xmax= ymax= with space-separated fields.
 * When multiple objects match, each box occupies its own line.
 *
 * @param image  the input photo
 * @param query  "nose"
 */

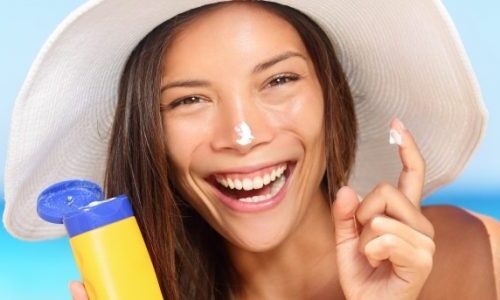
xmin=210 ymin=96 xmax=274 ymax=154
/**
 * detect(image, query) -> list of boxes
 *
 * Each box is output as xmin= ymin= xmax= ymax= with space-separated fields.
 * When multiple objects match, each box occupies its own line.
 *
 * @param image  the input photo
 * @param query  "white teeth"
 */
xmin=278 ymin=166 xmax=285 ymax=176
xmin=253 ymin=177 xmax=263 ymax=189
xmin=271 ymin=174 xmax=285 ymax=194
xmin=238 ymin=195 xmax=267 ymax=203
xmin=220 ymin=178 xmax=228 ymax=188
xmin=215 ymin=163 xmax=288 ymax=191
xmin=242 ymin=178 xmax=253 ymax=191
xmin=234 ymin=179 xmax=243 ymax=190
xmin=271 ymin=169 xmax=277 ymax=181
xmin=237 ymin=173 xmax=286 ymax=203
xmin=263 ymin=174 xmax=271 ymax=185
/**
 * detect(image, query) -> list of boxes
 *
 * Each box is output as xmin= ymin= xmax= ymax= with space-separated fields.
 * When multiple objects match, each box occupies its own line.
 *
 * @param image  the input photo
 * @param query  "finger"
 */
xmin=390 ymin=117 xmax=426 ymax=206
xmin=69 ymin=281 xmax=89 ymax=300
xmin=358 ymin=215 xmax=435 ymax=254
xmin=332 ymin=186 xmax=361 ymax=246
xmin=367 ymin=257 xmax=382 ymax=268
xmin=355 ymin=182 xmax=434 ymax=239
xmin=364 ymin=234 xmax=434 ymax=282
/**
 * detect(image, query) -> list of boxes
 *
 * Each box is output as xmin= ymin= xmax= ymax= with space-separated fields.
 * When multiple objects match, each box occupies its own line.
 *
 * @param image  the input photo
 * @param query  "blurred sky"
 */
xmin=0 ymin=1 xmax=499 ymax=299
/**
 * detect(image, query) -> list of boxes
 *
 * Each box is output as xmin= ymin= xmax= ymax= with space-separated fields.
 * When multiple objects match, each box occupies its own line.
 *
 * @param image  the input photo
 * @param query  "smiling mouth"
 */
xmin=206 ymin=161 xmax=295 ymax=202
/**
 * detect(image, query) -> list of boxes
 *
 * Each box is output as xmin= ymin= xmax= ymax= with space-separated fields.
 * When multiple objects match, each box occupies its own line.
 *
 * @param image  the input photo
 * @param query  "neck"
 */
xmin=226 ymin=189 xmax=344 ymax=299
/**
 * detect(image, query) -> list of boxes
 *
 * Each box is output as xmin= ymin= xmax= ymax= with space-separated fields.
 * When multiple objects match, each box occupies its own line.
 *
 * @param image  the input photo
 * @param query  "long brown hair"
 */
xmin=104 ymin=1 xmax=357 ymax=299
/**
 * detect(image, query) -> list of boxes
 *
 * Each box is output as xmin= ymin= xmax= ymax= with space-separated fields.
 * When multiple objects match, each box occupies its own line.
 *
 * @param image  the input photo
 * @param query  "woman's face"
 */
xmin=161 ymin=4 xmax=326 ymax=251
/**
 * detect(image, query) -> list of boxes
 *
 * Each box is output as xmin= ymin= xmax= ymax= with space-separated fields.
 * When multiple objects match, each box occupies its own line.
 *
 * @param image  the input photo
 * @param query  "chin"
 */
xmin=224 ymin=214 xmax=296 ymax=252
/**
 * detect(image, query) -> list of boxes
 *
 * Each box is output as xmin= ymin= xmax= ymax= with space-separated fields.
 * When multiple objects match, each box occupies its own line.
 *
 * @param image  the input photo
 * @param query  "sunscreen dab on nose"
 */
xmin=389 ymin=128 xmax=403 ymax=146
xmin=235 ymin=121 xmax=254 ymax=146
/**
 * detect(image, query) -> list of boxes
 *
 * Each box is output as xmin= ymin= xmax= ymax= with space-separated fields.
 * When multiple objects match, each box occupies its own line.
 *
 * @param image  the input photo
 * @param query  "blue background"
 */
xmin=1 ymin=1 xmax=499 ymax=299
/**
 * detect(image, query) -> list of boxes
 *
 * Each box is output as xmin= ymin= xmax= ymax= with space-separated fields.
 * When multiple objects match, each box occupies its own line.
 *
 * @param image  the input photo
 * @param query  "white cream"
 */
xmin=389 ymin=128 xmax=403 ymax=146
xmin=234 ymin=121 xmax=254 ymax=146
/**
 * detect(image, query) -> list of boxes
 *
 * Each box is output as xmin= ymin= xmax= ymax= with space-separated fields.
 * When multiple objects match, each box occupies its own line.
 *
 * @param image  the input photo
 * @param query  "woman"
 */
xmin=3 ymin=1 xmax=498 ymax=299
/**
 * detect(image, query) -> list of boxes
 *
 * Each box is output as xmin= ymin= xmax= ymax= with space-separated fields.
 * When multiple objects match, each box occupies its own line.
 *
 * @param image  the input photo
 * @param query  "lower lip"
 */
xmin=211 ymin=163 xmax=294 ymax=213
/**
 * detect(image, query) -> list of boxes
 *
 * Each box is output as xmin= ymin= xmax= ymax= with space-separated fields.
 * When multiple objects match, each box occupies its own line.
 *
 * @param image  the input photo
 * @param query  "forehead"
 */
xmin=162 ymin=3 xmax=308 ymax=75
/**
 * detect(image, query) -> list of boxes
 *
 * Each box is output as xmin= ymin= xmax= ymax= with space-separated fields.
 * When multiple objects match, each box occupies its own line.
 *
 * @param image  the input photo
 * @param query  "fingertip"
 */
xmin=390 ymin=117 xmax=406 ymax=132
xmin=336 ymin=185 xmax=356 ymax=198
xmin=69 ymin=280 xmax=86 ymax=300
xmin=333 ymin=186 xmax=359 ymax=216
xmin=68 ymin=280 xmax=76 ymax=291
xmin=390 ymin=117 xmax=419 ymax=147
xmin=389 ymin=117 xmax=409 ymax=147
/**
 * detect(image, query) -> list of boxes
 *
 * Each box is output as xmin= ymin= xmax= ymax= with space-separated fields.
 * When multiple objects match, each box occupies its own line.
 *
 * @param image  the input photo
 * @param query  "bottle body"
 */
xmin=37 ymin=180 xmax=163 ymax=300
xmin=70 ymin=216 xmax=163 ymax=299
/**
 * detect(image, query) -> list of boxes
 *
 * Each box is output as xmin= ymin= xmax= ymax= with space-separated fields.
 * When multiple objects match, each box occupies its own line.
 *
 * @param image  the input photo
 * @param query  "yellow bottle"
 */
xmin=37 ymin=180 xmax=163 ymax=300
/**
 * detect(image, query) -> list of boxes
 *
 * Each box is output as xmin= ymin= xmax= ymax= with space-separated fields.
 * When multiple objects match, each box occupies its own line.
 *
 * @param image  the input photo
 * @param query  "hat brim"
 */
xmin=3 ymin=0 xmax=487 ymax=240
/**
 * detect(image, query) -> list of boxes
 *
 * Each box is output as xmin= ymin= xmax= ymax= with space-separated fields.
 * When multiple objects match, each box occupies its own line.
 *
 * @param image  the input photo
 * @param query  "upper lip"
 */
xmin=209 ymin=160 xmax=292 ymax=177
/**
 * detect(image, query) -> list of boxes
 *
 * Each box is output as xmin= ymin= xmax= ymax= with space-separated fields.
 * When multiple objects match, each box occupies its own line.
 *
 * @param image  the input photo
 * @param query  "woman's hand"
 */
xmin=69 ymin=280 xmax=89 ymax=300
xmin=332 ymin=118 xmax=435 ymax=300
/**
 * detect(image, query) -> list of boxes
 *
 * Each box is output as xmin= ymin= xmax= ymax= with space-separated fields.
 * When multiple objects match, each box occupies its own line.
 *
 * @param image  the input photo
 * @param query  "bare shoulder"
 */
xmin=418 ymin=205 xmax=499 ymax=299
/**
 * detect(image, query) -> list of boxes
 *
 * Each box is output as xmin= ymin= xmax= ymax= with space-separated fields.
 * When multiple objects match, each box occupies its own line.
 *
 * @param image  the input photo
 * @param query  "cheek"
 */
xmin=271 ymin=83 xmax=324 ymax=142
xmin=162 ymin=116 xmax=211 ymax=211
xmin=295 ymin=97 xmax=323 ymax=141
xmin=162 ymin=115 xmax=208 ymax=171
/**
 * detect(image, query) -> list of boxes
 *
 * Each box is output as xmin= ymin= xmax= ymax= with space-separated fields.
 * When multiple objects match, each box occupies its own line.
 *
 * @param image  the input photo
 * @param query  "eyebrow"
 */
xmin=160 ymin=79 xmax=210 ymax=93
xmin=252 ymin=50 xmax=306 ymax=74
xmin=160 ymin=50 xmax=306 ymax=93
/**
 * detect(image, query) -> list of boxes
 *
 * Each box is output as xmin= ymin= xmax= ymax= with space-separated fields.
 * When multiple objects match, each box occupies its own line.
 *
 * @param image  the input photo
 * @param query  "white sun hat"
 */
xmin=3 ymin=0 xmax=487 ymax=240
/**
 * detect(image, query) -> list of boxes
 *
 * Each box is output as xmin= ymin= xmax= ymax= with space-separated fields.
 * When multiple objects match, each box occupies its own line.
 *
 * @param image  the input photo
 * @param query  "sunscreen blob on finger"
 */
xmin=389 ymin=128 xmax=403 ymax=146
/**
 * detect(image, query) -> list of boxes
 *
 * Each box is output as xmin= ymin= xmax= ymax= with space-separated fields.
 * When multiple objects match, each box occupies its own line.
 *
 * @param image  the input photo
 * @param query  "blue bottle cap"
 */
xmin=37 ymin=179 xmax=134 ymax=237
xmin=37 ymin=179 xmax=104 ymax=224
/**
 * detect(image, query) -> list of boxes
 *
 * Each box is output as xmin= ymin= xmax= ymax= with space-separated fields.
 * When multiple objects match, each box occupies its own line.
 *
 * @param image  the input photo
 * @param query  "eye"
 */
xmin=162 ymin=95 xmax=206 ymax=111
xmin=266 ymin=73 xmax=301 ymax=88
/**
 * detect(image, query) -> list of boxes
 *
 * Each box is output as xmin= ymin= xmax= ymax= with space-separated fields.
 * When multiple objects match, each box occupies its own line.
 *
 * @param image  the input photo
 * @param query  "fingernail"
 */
xmin=356 ymin=193 xmax=363 ymax=202
xmin=389 ymin=128 xmax=403 ymax=145
xmin=389 ymin=118 xmax=405 ymax=146
xmin=394 ymin=117 xmax=406 ymax=130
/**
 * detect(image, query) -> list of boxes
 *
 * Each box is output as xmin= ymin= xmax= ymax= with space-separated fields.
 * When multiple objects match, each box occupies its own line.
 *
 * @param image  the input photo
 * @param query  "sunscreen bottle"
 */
xmin=37 ymin=179 xmax=163 ymax=300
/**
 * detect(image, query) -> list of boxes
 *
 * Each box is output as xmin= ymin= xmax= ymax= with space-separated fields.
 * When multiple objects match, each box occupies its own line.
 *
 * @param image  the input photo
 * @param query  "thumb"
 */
xmin=332 ymin=186 xmax=361 ymax=246
xmin=69 ymin=280 xmax=89 ymax=300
